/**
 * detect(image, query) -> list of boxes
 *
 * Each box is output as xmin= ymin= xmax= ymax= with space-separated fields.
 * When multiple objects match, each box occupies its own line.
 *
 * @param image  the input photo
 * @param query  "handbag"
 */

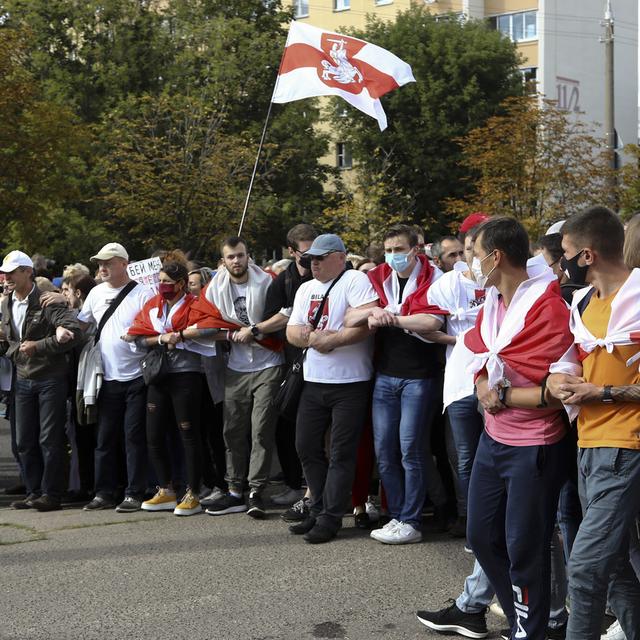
xmin=273 ymin=269 xmax=346 ymax=421
xmin=141 ymin=345 xmax=169 ymax=385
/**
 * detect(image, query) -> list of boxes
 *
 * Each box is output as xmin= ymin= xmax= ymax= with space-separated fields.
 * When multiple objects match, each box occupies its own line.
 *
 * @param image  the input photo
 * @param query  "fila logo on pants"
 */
xmin=512 ymin=584 xmax=529 ymax=638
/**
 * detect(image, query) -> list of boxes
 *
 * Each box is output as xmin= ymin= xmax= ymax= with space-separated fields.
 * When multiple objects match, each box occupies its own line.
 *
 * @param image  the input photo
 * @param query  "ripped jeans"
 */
xmin=147 ymin=372 xmax=203 ymax=493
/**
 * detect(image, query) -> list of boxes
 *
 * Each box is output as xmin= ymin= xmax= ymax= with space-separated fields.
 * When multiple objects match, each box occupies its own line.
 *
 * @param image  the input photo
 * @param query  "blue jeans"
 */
xmin=15 ymin=376 xmax=68 ymax=499
xmin=446 ymin=394 xmax=484 ymax=518
xmin=95 ymin=377 xmax=147 ymax=500
xmin=467 ymin=431 xmax=568 ymax=639
xmin=372 ymin=374 xmax=441 ymax=527
xmin=567 ymin=447 xmax=640 ymax=640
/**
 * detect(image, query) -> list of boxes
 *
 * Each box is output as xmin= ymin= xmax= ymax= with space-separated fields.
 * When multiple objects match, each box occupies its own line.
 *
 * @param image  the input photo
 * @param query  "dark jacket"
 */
xmin=263 ymin=261 xmax=312 ymax=365
xmin=0 ymin=286 xmax=81 ymax=380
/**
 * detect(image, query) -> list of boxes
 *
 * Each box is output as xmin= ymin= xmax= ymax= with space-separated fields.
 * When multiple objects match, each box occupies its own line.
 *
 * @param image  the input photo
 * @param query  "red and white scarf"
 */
xmin=465 ymin=255 xmax=572 ymax=390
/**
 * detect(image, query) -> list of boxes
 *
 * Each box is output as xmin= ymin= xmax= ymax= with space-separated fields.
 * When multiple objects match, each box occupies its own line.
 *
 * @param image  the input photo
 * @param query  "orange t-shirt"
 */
xmin=579 ymin=289 xmax=640 ymax=449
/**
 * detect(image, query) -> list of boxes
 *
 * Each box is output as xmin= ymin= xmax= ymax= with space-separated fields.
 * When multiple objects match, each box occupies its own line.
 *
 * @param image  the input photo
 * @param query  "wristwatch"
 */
xmin=602 ymin=385 xmax=614 ymax=403
xmin=498 ymin=386 xmax=508 ymax=406
xmin=250 ymin=324 xmax=261 ymax=338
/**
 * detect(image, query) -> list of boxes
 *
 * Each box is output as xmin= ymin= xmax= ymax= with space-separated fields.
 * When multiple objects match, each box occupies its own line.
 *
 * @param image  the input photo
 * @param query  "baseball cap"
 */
xmin=459 ymin=212 xmax=490 ymax=234
xmin=0 ymin=250 xmax=33 ymax=273
xmin=545 ymin=220 xmax=565 ymax=235
xmin=90 ymin=242 xmax=129 ymax=262
xmin=303 ymin=234 xmax=346 ymax=257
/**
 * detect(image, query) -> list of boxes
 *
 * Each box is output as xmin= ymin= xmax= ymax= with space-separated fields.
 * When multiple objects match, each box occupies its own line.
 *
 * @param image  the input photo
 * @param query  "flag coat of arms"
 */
xmin=272 ymin=21 xmax=415 ymax=131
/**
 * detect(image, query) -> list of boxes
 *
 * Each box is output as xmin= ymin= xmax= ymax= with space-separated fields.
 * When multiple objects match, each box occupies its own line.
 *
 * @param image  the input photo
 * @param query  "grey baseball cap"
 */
xmin=303 ymin=234 xmax=346 ymax=257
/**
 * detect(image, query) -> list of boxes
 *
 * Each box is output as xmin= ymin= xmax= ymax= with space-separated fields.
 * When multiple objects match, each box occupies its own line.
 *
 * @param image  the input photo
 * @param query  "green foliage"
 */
xmin=619 ymin=145 xmax=640 ymax=219
xmin=0 ymin=27 xmax=104 ymax=264
xmin=335 ymin=8 xmax=523 ymax=237
xmin=445 ymin=96 xmax=617 ymax=239
xmin=0 ymin=0 xmax=330 ymax=266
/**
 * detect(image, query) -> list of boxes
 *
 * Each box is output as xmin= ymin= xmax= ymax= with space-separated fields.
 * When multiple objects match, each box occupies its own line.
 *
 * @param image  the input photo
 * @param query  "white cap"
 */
xmin=0 ymin=250 xmax=33 ymax=273
xmin=545 ymin=220 xmax=565 ymax=235
xmin=90 ymin=242 xmax=129 ymax=262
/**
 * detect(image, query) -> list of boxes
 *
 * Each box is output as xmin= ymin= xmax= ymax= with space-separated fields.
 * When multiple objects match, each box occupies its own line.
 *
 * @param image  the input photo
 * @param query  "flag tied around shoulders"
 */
xmin=272 ymin=21 xmax=415 ymax=131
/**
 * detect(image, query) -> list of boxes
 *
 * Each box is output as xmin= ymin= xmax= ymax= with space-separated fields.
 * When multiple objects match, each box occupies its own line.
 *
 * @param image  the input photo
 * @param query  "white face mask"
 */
xmin=471 ymin=252 xmax=496 ymax=289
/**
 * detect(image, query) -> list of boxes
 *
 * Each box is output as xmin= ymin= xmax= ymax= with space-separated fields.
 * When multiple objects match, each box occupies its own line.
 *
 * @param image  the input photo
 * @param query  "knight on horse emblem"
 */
xmin=320 ymin=38 xmax=363 ymax=85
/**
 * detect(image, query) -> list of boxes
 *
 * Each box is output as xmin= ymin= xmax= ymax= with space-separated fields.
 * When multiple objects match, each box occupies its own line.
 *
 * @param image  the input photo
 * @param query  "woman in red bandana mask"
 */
xmin=124 ymin=259 xmax=204 ymax=517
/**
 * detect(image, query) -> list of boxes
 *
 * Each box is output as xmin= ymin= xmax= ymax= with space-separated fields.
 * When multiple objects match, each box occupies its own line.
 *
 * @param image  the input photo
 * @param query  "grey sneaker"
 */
xmin=83 ymin=496 xmax=116 ymax=511
xmin=115 ymin=496 xmax=142 ymax=513
xmin=281 ymin=496 xmax=310 ymax=522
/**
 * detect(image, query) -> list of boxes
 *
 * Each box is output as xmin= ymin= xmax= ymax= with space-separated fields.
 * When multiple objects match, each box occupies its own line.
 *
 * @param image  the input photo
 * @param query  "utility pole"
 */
xmin=601 ymin=0 xmax=617 ymax=195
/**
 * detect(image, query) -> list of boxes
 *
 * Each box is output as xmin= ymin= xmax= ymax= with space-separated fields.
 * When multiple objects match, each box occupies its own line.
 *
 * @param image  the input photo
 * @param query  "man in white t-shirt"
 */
xmin=202 ymin=237 xmax=285 ymax=520
xmin=287 ymin=234 xmax=379 ymax=544
xmin=426 ymin=230 xmax=486 ymax=538
xmin=77 ymin=243 xmax=154 ymax=513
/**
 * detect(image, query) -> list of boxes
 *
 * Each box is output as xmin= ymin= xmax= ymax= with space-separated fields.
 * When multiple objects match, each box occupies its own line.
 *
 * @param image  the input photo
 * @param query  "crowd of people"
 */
xmin=0 ymin=207 xmax=639 ymax=640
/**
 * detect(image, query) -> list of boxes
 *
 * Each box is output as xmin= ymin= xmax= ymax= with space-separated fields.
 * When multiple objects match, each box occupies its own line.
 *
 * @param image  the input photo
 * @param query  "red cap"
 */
xmin=459 ymin=212 xmax=489 ymax=234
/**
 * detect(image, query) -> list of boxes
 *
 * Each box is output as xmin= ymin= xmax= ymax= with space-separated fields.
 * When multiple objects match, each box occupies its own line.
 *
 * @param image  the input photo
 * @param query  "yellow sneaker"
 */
xmin=141 ymin=487 xmax=177 ymax=512
xmin=174 ymin=489 xmax=202 ymax=516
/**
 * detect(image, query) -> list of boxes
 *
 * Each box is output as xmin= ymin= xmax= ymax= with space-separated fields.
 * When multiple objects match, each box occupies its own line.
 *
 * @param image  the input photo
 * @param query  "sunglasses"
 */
xmin=310 ymin=251 xmax=337 ymax=262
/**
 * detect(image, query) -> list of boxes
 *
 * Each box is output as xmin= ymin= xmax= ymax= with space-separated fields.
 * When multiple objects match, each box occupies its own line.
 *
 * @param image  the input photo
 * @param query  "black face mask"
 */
xmin=298 ymin=256 xmax=312 ymax=270
xmin=560 ymin=249 xmax=589 ymax=285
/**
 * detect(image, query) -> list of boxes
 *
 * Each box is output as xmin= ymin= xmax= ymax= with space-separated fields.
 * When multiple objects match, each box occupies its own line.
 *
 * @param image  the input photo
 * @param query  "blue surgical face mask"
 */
xmin=385 ymin=251 xmax=412 ymax=273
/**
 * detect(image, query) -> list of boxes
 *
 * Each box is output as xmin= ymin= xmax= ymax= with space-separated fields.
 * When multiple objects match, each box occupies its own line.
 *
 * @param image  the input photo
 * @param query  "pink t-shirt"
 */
xmin=484 ymin=300 xmax=566 ymax=447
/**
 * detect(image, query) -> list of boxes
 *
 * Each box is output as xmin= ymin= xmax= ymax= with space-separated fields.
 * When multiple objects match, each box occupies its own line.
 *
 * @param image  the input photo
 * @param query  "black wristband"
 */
xmin=537 ymin=373 xmax=550 ymax=408
xmin=179 ymin=330 xmax=185 ymax=342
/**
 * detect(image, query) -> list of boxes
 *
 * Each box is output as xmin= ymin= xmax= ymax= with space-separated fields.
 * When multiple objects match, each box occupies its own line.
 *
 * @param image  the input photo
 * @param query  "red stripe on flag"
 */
xmin=280 ymin=39 xmax=399 ymax=98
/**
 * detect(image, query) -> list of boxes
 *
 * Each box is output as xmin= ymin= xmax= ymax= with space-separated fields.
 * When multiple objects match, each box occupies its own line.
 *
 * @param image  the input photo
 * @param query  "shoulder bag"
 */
xmin=273 ymin=270 xmax=346 ymax=421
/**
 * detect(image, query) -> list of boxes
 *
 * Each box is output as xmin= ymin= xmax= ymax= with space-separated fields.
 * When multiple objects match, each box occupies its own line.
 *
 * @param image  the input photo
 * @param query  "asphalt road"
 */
xmin=0 ymin=417 xmax=507 ymax=640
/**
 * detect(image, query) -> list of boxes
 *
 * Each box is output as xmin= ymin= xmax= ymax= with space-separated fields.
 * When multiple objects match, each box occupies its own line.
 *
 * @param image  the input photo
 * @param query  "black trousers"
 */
xmin=146 ymin=372 xmax=202 ymax=493
xmin=295 ymin=381 xmax=371 ymax=532
xmin=275 ymin=415 xmax=303 ymax=490
xmin=199 ymin=381 xmax=227 ymax=492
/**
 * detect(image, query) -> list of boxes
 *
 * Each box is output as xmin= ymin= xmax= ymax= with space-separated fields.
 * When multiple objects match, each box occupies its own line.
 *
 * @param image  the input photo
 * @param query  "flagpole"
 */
xmin=237 ymin=99 xmax=275 ymax=237
xmin=237 ymin=25 xmax=292 ymax=237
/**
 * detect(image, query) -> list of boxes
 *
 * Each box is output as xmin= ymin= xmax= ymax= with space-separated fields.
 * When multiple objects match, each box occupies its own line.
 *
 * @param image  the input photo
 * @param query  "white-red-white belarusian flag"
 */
xmin=272 ymin=21 xmax=415 ymax=131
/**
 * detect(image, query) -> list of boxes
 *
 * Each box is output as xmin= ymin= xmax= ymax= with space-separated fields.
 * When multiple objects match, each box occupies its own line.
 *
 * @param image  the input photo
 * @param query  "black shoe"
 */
xmin=546 ymin=623 xmax=567 ymax=639
xmin=83 ymin=496 xmax=116 ymax=511
xmin=416 ymin=601 xmax=488 ymax=638
xmin=11 ymin=493 xmax=38 ymax=510
xmin=205 ymin=493 xmax=247 ymax=516
xmin=289 ymin=516 xmax=316 ymax=535
xmin=4 ymin=484 xmax=26 ymax=496
xmin=354 ymin=511 xmax=371 ymax=529
xmin=247 ymin=490 xmax=265 ymax=519
xmin=115 ymin=496 xmax=142 ymax=513
xmin=449 ymin=515 xmax=467 ymax=538
xmin=376 ymin=514 xmax=391 ymax=529
xmin=281 ymin=496 xmax=310 ymax=522
xmin=304 ymin=523 xmax=337 ymax=544
xmin=31 ymin=495 xmax=62 ymax=512
xmin=500 ymin=630 xmax=510 ymax=640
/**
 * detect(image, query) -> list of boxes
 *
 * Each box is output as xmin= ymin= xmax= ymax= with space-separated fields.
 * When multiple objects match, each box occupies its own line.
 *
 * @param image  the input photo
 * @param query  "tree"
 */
xmin=98 ymin=93 xmax=254 ymax=262
xmin=0 ymin=27 xmax=107 ymax=263
xmin=619 ymin=144 xmax=640 ymax=219
xmin=335 ymin=8 xmax=523 ymax=237
xmin=445 ymin=96 xmax=617 ymax=238
xmin=1 ymin=0 xmax=332 ymax=259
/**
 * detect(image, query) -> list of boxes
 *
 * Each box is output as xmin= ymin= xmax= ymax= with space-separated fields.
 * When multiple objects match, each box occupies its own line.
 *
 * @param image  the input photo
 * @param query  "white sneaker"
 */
xmin=388 ymin=521 xmax=422 ymax=545
xmin=370 ymin=518 xmax=399 ymax=542
xmin=601 ymin=620 xmax=626 ymax=640
xmin=365 ymin=497 xmax=380 ymax=523
xmin=271 ymin=486 xmax=304 ymax=506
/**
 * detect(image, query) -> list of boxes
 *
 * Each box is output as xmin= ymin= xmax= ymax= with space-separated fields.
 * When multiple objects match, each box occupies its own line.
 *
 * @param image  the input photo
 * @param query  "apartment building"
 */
xmin=289 ymin=0 xmax=638 ymax=169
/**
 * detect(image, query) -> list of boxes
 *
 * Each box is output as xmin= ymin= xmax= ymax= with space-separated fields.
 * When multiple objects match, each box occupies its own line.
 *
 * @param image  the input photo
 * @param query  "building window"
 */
xmin=489 ymin=10 xmax=537 ymax=42
xmin=293 ymin=0 xmax=309 ymax=18
xmin=375 ymin=0 xmax=393 ymax=5
xmin=336 ymin=143 xmax=352 ymax=169
xmin=334 ymin=0 xmax=350 ymax=11
xmin=520 ymin=67 xmax=538 ymax=94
